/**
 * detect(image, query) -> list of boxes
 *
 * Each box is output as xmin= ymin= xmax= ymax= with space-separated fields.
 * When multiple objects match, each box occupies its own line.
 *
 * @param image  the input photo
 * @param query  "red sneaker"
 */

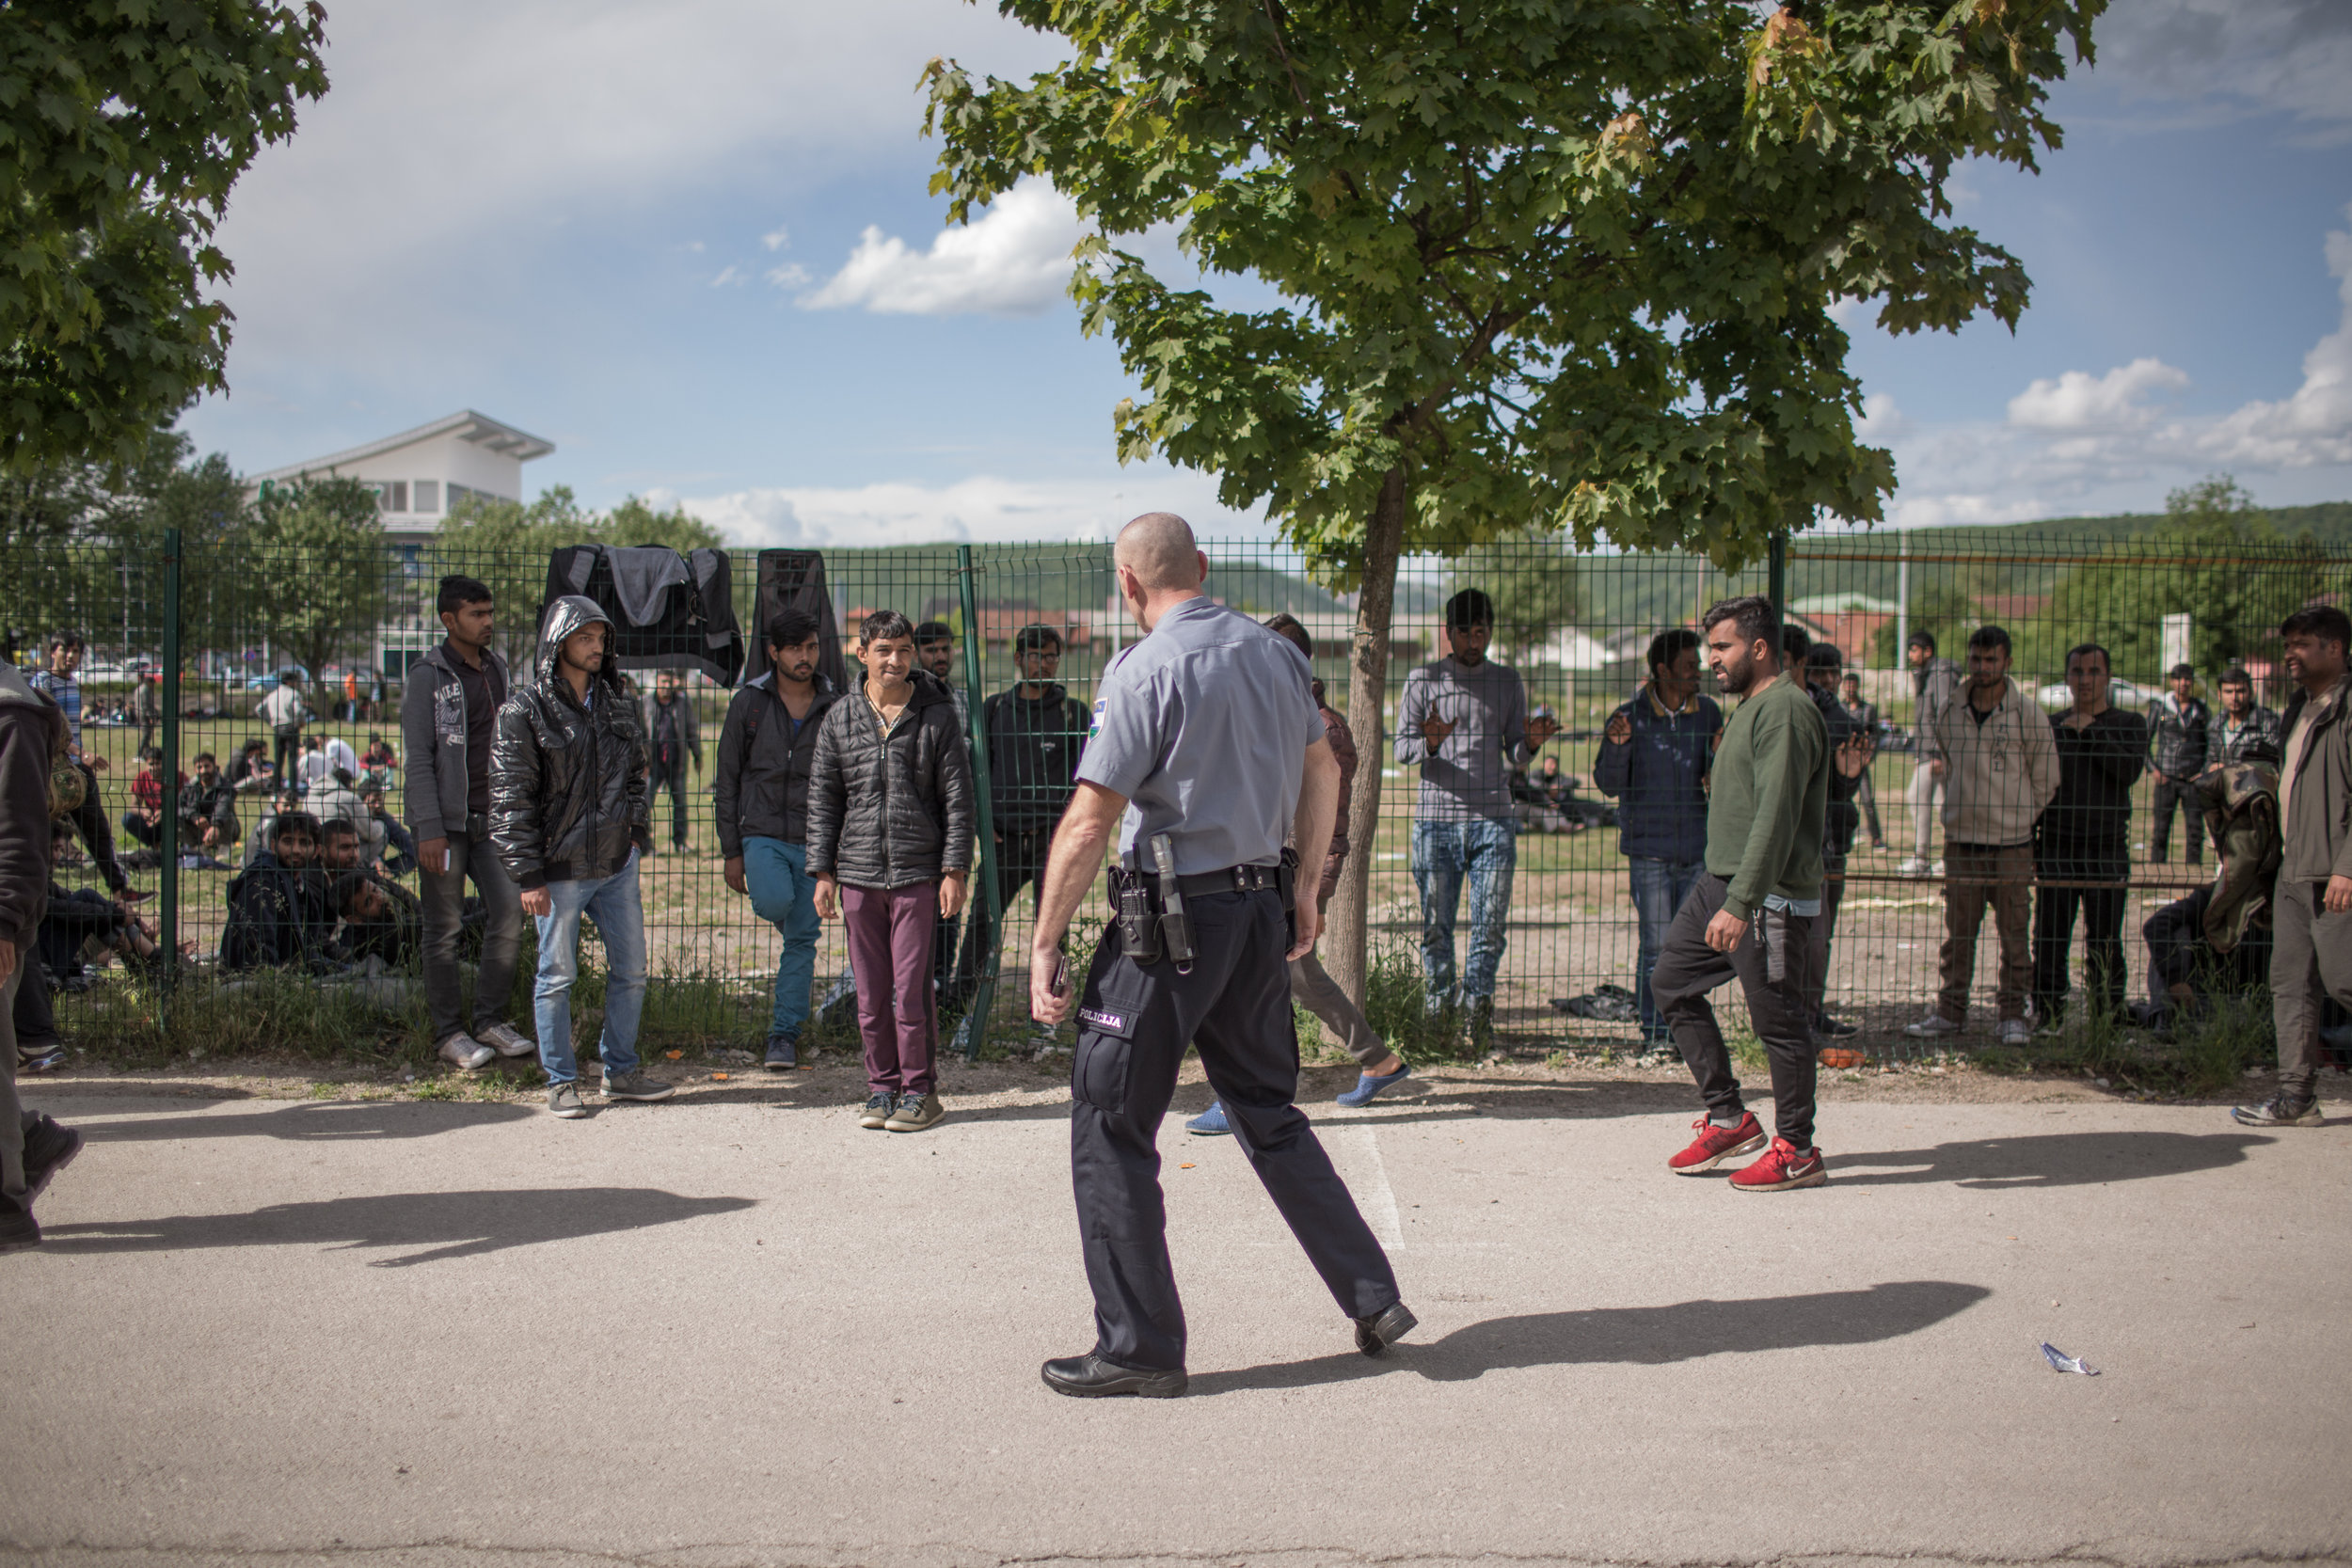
xmin=1667 ymin=1112 xmax=1766 ymax=1175
xmin=1730 ymin=1136 xmax=1827 ymax=1192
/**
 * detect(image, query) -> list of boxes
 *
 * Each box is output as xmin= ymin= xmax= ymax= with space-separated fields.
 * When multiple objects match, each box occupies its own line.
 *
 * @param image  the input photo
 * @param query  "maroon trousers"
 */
xmin=842 ymin=882 xmax=939 ymax=1097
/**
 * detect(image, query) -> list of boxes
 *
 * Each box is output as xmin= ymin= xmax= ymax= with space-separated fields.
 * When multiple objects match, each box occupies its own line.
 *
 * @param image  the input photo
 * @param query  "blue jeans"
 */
xmin=532 ymin=851 xmax=647 ymax=1085
xmin=1628 ymin=856 xmax=1705 ymax=1041
xmin=1409 ymin=816 xmax=1517 ymax=1006
xmin=741 ymin=835 xmax=820 ymax=1039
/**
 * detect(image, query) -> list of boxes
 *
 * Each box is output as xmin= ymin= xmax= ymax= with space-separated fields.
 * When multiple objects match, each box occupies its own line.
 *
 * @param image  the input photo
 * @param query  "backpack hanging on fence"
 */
xmin=742 ymin=548 xmax=850 ymax=696
xmin=543 ymin=544 xmax=744 ymax=687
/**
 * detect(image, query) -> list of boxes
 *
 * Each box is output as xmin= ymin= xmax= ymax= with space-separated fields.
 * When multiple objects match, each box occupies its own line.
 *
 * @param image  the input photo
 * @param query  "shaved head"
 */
xmin=1115 ymin=512 xmax=1203 ymax=594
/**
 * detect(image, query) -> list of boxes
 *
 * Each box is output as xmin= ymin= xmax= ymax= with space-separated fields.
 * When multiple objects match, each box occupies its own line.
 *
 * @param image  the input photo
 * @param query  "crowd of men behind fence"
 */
xmin=4 ymin=554 xmax=2345 ymax=1253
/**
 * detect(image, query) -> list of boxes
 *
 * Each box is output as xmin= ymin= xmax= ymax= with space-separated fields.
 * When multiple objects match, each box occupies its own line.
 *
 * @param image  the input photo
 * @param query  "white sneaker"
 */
xmin=1997 ymin=1018 xmax=2031 ymax=1047
xmin=477 ymin=1021 xmax=537 ymax=1058
xmin=1897 ymin=858 xmax=1928 ymax=877
xmin=437 ymin=1032 xmax=494 ymax=1069
xmin=1931 ymin=859 xmax=1946 ymax=878
xmin=1903 ymin=1013 xmax=1961 ymax=1038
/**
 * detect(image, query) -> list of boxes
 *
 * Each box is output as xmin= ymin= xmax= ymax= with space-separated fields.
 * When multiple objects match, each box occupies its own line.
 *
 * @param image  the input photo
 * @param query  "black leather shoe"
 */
xmin=1041 ymin=1353 xmax=1187 ymax=1399
xmin=1354 ymin=1302 xmax=1419 ymax=1355
xmin=22 ymin=1115 xmax=82 ymax=1202
xmin=0 ymin=1197 xmax=39 ymax=1255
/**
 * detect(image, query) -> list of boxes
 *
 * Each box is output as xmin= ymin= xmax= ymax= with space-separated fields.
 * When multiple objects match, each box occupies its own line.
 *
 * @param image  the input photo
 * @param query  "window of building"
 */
xmin=387 ymin=481 xmax=409 ymax=513
xmin=414 ymin=480 xmax=440 ymax=514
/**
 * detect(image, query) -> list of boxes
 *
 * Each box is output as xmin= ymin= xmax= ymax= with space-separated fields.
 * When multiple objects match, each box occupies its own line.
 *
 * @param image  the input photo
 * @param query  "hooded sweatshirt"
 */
xmin=0 ymin=663 xmax=65 ymax=952
xmin=489 ymin=594 xmax=652 ymax=889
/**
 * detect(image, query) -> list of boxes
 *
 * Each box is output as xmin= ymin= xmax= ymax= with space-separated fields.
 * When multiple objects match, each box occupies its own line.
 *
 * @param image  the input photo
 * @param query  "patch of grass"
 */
xmin=1361 ymin=941 xmax=1475 ymax=1065
xmin=1968 ymin=992 xmax=2272 ymax=1097
xmin=1725 ymin=1021 xmax=1768 ymax=1072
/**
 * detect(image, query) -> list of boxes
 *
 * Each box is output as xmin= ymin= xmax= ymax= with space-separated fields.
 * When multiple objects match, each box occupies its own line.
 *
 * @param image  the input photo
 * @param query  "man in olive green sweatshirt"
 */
xmin=1651 ymin=596 xmax=1832 ymax=1192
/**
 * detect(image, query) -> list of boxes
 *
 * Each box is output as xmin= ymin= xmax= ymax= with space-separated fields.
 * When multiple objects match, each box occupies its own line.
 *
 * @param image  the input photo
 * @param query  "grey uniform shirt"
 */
xmin=1077 ymin=595 xmax=1324 ymax=875
xmin=1394 ymin=657 xmax=1533 ymax=822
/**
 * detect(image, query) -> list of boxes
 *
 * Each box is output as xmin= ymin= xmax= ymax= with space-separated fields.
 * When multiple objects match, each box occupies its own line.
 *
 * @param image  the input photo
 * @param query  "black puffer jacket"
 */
xmin=804 ymin=669 xmax=975 ymax=890
xmin=491 ymin=595 xmax=652 ymax=890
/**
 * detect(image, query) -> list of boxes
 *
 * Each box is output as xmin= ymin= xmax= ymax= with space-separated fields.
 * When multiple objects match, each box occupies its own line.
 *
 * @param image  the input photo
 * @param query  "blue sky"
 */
xmin=179 ymin=0 xmax=2352 ymax=545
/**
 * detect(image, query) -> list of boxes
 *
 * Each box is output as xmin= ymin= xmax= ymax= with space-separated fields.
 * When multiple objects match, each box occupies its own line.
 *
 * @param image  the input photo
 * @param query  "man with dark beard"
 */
xmin=1651 ymin=596 xmax=1832 ymax=1193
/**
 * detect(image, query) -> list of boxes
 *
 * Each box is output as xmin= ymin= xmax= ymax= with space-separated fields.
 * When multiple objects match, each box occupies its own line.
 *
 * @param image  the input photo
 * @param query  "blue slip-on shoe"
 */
xmin=1184 ymin=1101 xmax=1232 ymax=1136
xmin=1336 ymin=1064 xmax=1412 ymax=1108
xmin=762 ymin=1033 xmax=798 ymax=1071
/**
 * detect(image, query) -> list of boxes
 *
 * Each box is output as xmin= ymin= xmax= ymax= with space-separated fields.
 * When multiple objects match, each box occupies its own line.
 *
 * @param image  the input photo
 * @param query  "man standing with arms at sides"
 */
xmin=1650 ymin=597 xmax=1831 ymax=1192
xmin=403 ymin=577 xmax=532 ymax=1074
xmin=1899 ymin=630 xmax=1962 ymax=877
xmin=1027 ymin=513 xmax=1413 ymax=1398
xmin=1903 ymin=626 xmax=2059 ymax=1048
xmin=0 ymin=658 xmax=83 ymax=1252
xmin=913 ymin=620 xmax=968 ymax=1001
xmin=1838 ymin=671 xmax=1886 ymax=849
xmin=1796 ymin=640 xmax=1873 ymax=1041
xmin=1595 ymin=627 xmax=1720 ymax=1050
xmin=2235 ymin=606 xmax=2352 ymax=1128
xmin=2148 ymin=662 xmax=2210 ymax=865
xmin=2031 ymin=644 xmax=2147 ymax=1034
xmin=716 ymin=610 xmax=839 ymax=1072
xmin=494 ymin=596 xmax=672 ymax=1119
xmin=2207 ymin=667 xmax=2280 ymax=769
xmin=1394 ymin=588 xmax=1557 ymax=1050
xmin=961 ymin=624 xmax=1089 ymax=1050
xmin=259 ymin=669 xmax=308 ymax=788
xmin=1190 ymin=611 xmax=1407 ymax=1135
xmin=639 ymin=669 xmax=702 ymax=857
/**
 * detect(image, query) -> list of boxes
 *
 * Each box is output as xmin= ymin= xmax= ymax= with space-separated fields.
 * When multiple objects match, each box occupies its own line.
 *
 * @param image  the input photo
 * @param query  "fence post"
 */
xmin=955 ymin=545 xmax=1003 ymax=1059
xmin=158 ymin=527 xmax=183 ymax=1030
xmin=1768 ymin=531 xmax=1787 ymax=631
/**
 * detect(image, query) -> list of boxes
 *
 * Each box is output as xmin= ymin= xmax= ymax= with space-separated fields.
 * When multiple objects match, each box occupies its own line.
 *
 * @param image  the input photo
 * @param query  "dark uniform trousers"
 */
xmin=1649 ymin=873 xmax=1819 ymax=1148
xmin=1071 ymin=887 xmax=1400 ymax=1372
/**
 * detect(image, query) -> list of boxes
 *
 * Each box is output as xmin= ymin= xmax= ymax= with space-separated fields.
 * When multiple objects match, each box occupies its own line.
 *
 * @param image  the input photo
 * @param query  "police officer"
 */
xmin=1026 ymin=512 xmax=1416 ymax=1398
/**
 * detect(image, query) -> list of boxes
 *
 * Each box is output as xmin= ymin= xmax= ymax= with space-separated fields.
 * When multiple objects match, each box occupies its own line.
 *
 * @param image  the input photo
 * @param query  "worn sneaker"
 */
xmin=0 ymin=1197 xmax=39 ymax=1254
xmin=1996 ymin=1018 xmax=2031 ymax=1047
xmin=1896 ymin=857 xmax=1928 ymax=877
xmin=1812 ymin=1014 xmax=1858 ymax=1039
xmin=1185 ymin=1101 xmax=1232 ymax=1136
xmin=548 ymin=1082 xmax=588 ymax=1119
xmin=858 ymin=1092 xmax=897 ymax=1130
xmin=762 ymin=1033 xmax=798 ymax=1071
xmin=601 ymin=1069 xmax=675 ymax=1102
xmin=17 ymin=1042 xmax=67 ymax=1074
xmin=885 ymin=1091 xmax=944 ymax=1132
xmin=22 ymin=1115 xmax=82 ymax=1202
xmin=1903 ymin=1013 xmax=1961 ymax=1038
xmin=437 ymin=1032 xmax=494 ymax=1070
xmin=1730 ymin=1136 xmax=1827 ymax=1192
xmin=1667 ymin=1111 xmax=1766 ymax=1175
xmin=2232 ymin=1090 xmax=2324 ymax=1128
xmin=476 ymin=1021 xmax=536 ymax=1058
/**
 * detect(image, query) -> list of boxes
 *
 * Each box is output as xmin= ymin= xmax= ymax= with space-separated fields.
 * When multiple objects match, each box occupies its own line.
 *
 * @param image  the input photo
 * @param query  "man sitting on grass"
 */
xmin=220 ymin=813 xmax=339 ymax=974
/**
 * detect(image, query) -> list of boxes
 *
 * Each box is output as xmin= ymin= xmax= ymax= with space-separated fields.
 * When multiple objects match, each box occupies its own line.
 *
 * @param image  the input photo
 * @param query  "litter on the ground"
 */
xmin=2041 ymin=1341 xmax=2099 ymax=1376
xmin=1548 ymin=983 xmax=1638 ymax=1022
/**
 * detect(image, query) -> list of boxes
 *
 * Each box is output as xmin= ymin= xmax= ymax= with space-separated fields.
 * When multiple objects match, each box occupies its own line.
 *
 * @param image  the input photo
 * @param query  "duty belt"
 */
xmin=1108 ymin=837 xmax=1297 ymax=971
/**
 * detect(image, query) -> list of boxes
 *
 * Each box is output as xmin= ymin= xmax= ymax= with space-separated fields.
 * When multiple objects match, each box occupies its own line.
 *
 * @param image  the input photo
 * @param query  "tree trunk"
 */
xmin=1325 ymin=465 xmax=1409 ymax=1012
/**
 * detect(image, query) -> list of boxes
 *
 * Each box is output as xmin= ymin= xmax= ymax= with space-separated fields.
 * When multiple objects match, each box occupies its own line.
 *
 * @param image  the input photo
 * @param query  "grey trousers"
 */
xmin=2268 ymin=878 xmax=2352 ymax=1093
xmin=1289 ymin=946 xmax=1387 ymax=1069
xmin=419 ymin=830 xmax=522 ymax=1044
xmin=2 ymin=960 xmax=25 ymax=1199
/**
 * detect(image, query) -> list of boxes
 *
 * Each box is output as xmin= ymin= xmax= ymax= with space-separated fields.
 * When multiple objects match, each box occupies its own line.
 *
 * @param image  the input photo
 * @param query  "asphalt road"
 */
xmin=3 ymin=1076 xmax=2347 ymax=1568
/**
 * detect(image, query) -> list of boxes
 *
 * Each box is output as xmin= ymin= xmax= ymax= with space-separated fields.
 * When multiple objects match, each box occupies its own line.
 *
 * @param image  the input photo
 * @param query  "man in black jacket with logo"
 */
xmin=806 ymin=610 xmax=975 ymax=1133
xmin=957 ymin=624 xmax=1089 ymax=1042
xmin=717 ymin=610 xmax=840 ymax=1071
xmin=493 ymin=595 xmax=671 ymax=1119
xmin=2148 ymin=661 xmax=2209 ymax=864
xmin=2035 ymin=643 xmax=2148 ymax=1029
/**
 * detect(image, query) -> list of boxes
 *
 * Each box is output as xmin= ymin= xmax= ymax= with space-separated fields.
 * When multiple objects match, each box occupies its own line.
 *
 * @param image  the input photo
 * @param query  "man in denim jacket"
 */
xmin=1596 ymin=628 xmax=1722 ymax=1045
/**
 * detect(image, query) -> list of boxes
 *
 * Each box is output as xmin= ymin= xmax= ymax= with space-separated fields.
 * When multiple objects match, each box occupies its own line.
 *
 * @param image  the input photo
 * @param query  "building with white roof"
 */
xmin=243 ymin=410 xmax=554 ymax=546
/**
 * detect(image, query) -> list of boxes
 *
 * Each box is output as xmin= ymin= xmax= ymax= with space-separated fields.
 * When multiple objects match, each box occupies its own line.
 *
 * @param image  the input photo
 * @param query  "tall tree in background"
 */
xmin=927 ymin=0 xmax=2105 ymax=1000
xmin=239 ymin=475 xmax=388 ymax=707
xmin=0 ymin=1 xmax=329 ymax=471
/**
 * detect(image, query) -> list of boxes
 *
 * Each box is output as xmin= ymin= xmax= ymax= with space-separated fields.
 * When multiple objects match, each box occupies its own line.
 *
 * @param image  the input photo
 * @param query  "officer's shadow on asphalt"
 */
xmin=74 ymin=1101 xmax=536 ymax=1143
xmin=1184 ymin=1279 xmax=1994 ymax=1396
xmin=37 ymin=1187 xmax=753 ymax=1268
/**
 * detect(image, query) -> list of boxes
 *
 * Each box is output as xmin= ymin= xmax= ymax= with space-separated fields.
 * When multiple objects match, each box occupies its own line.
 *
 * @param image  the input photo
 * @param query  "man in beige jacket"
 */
xmin=1904 ymin=626 xmax=2058 ymax=1046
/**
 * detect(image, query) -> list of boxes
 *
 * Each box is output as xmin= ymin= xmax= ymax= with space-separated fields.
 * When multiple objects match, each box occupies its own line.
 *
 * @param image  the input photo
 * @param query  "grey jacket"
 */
xmin=638 ymin=689 xmax=703 ymax=771
xmin=400 ymin=641 xmax=512 ymax=844
xmin=2278 ymin=681 xmax=2352 ymax=885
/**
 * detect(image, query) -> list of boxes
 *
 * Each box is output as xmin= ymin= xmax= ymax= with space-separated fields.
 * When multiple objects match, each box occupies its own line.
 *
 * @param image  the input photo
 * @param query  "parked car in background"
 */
xmin=244 ymin=665 xmax=313 ymax=691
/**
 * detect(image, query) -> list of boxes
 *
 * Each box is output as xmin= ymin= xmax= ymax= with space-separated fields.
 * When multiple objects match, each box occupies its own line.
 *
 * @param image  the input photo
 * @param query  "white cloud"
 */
xmin=763 ymin=262 xmax=812 ymax=290
xmin=663 ymin=465 xmax=1265 ymax=548
xmin=761 ymin=227 xmax=792 ymax=253
xmin=2006 ymin=357 xmax=2189 ymax=431
xmin=709 ymin=266 xmax=745 ymax=288
xmin=2100 ymin=0 xmax=2352 ymax=144
xmin=2197 ymin=213 xmax=2352 ymax=467
xmin=800 ymin=179 xmax=1086 ymax=317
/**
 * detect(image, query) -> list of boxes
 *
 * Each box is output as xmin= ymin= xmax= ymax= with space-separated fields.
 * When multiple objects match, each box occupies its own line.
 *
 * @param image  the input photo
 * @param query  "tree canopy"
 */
xmin=0 ymin=1 xmax=329 ymax=473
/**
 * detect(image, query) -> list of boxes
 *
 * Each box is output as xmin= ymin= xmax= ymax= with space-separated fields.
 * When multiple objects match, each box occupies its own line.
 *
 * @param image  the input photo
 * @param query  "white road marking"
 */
xmin=1333 ymin=1123 xmax=1405 ymax=1249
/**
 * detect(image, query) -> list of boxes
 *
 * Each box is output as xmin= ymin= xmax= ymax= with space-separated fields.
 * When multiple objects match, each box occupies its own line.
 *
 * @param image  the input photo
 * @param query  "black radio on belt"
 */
xmin=1107 ymin=836 xmax=1300 ymax=972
